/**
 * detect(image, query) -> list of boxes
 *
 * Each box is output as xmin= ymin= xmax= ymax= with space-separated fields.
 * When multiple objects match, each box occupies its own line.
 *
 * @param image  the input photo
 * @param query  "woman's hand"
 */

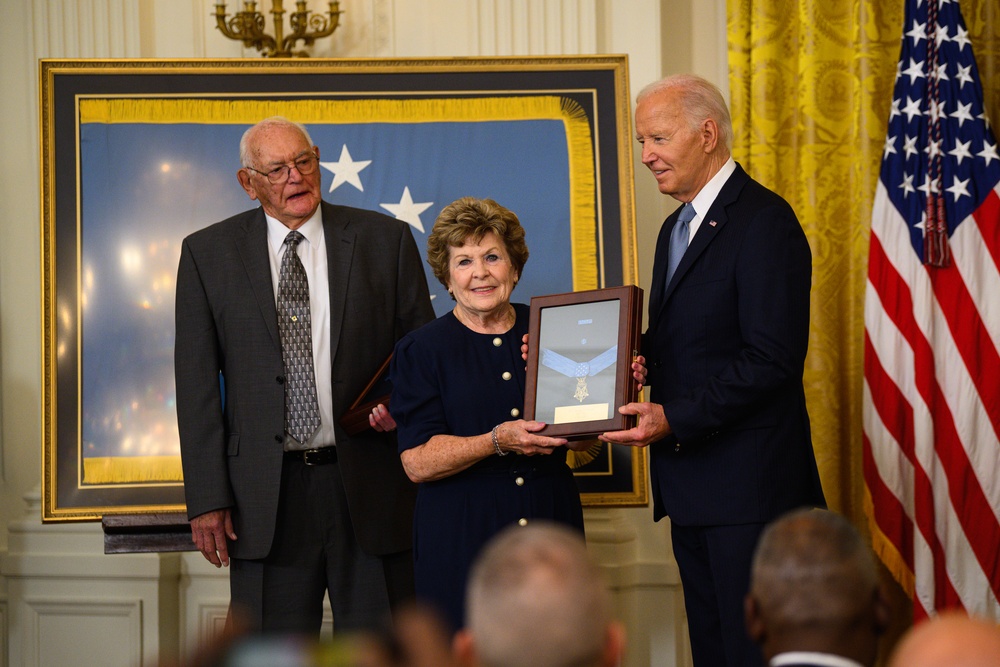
xmin=401 ymin=420 xmax=569 ymax=483
xmin=492 ymin=420 xmax=568 ymax=456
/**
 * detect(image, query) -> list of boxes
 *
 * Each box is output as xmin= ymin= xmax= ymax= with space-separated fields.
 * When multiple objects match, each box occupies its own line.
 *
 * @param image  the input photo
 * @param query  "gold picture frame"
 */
xmin=40 ymin=56 xmax=645 ymax=522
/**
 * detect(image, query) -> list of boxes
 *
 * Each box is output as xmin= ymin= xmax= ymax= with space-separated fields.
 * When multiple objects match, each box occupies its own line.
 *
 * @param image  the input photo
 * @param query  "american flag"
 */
xmin=863 ymin=0 xmax=1000 ymax=620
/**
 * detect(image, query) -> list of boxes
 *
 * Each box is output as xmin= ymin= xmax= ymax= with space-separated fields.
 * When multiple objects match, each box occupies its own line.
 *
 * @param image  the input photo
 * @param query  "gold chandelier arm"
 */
xmin=213 ymin=1 xmax=341 ymax=58
xmin=269 ymin=0 xmax=286 ymax=56
xmin=214 ymin=6 xmax=277 ymax=54
xmin=284 ymin=3 xmax=341 ymax=54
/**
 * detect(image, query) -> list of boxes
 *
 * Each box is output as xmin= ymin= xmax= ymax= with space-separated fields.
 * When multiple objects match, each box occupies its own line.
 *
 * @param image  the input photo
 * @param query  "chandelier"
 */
xmin=214 ymin=1 xmax=343 ymax=58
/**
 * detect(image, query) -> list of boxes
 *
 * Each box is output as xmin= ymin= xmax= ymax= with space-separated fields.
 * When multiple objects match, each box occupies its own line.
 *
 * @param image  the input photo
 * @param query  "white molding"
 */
xmin=34 ymin=0 xmax=140 ymax=58
xmin=601 ymin=559 xmax=681 ymax=589
xmin=179 ymin=553 xmax=229 ymax=658
xmin=24 ymin=597 xmax=142 ymax=667
xmin=386 ymin=0 xmax=597 ymax=58
xmin=196 ymin=599 xmax=229 ymax=647
xmin=474 ymin=0 xmax=597 ymax=56
xmin=2 ymin=553 xmax=180 ymax=580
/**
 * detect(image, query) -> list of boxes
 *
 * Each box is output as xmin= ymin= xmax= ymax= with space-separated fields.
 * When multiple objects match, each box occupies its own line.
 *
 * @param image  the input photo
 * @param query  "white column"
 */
xmin=1 ymin=491 xmax=182 ymax=667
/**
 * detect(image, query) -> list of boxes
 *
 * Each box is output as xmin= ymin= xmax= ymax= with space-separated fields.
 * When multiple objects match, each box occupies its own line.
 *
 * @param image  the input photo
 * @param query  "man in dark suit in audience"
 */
xmin=601 ymin=74 xmax=826 ymax=665
xmin=745 ymin=508 xmax=891 ymax=667
xmin=174 ymin=116 xmax=434 ymax=635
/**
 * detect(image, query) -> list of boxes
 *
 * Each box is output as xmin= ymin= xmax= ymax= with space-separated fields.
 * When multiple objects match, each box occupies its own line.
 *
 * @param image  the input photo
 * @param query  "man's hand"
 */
xmin=190 ymin=508 xmax=236 ymax=567
xmin=599 ymin=402 xmax=670 ymax=448
xmin=369 ymin=403 xmax=397 ymax=432
xmin=632 ymin=355 xmax=648 ymax=393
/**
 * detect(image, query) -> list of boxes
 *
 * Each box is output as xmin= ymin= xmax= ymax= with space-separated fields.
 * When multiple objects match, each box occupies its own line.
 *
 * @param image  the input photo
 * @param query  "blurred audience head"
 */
xmin=889 ymin=612 xmax=1000 ymax=667
xmin=454 ymin=522 xmax=625 ymax=667
xmin=169 ymin=603 xmax=460 ymax=667
xmin=745 ymin=508 xmax=890 ymax=667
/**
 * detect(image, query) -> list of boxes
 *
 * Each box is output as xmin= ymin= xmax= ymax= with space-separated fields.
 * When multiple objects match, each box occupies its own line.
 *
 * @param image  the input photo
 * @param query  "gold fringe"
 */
xmin=81 ymin=96 xmax=574 ymax=125
xmin=567 ymin=440 xmax=604 ymax=469
xmin=83 ymin=456 xmax=184 ymax=484
xmin=80 ymin=95 xmax=599 ymax=290
xmin=863 ymin=487 xmax=915 ymax=597
xmin=559 ymin=98 xmax=599 ymax=290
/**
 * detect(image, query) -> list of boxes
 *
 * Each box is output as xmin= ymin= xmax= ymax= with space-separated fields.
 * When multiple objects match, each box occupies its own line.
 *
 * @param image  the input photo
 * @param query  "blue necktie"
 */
xmin=665 ymin=203 xmax=695 ymax=286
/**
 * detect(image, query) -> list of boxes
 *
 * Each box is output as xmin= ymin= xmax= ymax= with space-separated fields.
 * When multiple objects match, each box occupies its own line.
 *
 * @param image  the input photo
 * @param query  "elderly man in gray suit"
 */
xmin=174 ymin=116 xmax=434 ymax=635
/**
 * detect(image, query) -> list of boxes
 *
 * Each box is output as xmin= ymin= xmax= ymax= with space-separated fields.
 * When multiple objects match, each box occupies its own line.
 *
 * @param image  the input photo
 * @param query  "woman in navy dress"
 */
xmin=387 ymin=197 xmax=587 ymax=631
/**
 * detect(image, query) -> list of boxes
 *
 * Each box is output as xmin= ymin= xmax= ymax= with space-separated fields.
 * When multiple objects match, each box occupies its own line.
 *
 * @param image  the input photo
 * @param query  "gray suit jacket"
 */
xmin=174 ymin=201 xmax=434 ymax=559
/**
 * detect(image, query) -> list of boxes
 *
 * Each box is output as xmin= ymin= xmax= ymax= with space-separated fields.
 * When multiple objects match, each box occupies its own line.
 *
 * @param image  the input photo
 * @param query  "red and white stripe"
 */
xmin=863 ymin=179 xmax=1000 ymax=620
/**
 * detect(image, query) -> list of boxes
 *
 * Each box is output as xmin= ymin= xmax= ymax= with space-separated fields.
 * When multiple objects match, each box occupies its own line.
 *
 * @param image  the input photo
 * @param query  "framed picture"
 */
xmin=527 ymin=285 xmax=647 ymax=508
xmin=525 ymin=285 xmax=643 ymax=439
xmin=40 ymin=56 xmax=645 ymax=522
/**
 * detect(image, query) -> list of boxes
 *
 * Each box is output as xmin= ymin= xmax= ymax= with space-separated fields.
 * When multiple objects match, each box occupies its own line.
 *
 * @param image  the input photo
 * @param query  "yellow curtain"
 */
xmin=727 ymin=0 xmax=998 ymax=527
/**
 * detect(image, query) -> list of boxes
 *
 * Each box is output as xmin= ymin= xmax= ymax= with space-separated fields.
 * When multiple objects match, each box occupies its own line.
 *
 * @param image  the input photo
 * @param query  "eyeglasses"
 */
xmin=246 ymin=154 xmax=319 ymax=184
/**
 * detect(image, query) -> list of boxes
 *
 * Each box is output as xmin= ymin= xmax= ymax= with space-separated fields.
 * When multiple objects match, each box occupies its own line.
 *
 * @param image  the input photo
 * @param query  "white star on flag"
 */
xmin=979 ymin=139 xmax=999 ymax=166
xmin=380 ymin=187 xmax=433 ymax=233
xmin=902 ymin=58 xmax=926 ymax=83
xmin=883 ymin=135 xmax=898 ymax=158
xmin=320 ymin=145 xmax=372 ymax=193
xmin=951 ymin=101 xmax=974 ymax=127
xmin=902 ymin=96 xmax=924 ymax=121
xmin=956 ymin=63 xmax=974 ymax=88
xmin=948 ymin=139 xmax=972 ymax=164
xmin=945 ymin=175 xmax=970 ymax=200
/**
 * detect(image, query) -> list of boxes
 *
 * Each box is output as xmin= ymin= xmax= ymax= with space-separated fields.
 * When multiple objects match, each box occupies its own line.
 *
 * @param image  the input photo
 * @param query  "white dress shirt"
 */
xmin=771 ymin=651 xmax=866 ymax=667
xmin=682 ymin=156 xmax=737 ymax=242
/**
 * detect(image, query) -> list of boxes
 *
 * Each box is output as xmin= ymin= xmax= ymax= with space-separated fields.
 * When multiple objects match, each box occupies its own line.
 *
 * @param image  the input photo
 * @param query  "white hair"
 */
xmin=238 ymin=116 xmax=314 ymax=169
xmin=637 ymin=74 xmax=733 ymax=152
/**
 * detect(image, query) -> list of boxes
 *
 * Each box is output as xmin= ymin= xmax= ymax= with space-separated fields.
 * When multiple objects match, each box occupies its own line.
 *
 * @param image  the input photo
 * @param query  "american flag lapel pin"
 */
xmin=709 ymin=220 xmax=718 ymax=227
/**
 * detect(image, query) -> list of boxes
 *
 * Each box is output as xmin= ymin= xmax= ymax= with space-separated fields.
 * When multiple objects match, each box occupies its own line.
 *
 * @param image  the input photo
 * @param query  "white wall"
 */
xmin=0 ymin=1 xmax=727 ymax=665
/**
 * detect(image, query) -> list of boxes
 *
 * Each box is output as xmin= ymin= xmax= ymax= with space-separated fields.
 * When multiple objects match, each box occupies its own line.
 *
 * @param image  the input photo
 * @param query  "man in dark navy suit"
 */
xmin=600 ymin=75 xmax=826 ymax=666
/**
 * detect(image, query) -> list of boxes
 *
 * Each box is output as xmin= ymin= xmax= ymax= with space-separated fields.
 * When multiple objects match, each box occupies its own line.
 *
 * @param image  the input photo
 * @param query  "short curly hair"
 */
xmin=426 ymin=197 xmax=529 ymax=293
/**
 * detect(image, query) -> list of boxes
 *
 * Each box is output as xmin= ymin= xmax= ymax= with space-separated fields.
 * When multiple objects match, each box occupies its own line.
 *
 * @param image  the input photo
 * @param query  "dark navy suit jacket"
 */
xmin=644 ymin=164 xmax=826 ymax=526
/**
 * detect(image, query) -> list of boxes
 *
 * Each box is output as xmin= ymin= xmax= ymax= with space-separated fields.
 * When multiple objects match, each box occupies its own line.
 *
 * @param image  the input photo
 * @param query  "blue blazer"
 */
xmin=174 ymin=201 xmax=434 ymax=559
xmin=644 ymin=164 xmax=825 ymax=526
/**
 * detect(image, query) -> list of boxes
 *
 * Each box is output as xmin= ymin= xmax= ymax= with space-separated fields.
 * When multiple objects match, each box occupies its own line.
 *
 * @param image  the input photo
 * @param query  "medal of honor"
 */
xmin=541 ymin=346 xmax=618 ymax=402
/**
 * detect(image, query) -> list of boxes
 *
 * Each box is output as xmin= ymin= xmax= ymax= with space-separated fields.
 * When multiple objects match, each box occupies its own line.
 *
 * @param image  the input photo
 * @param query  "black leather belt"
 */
xmin=284 ymin=447 xmax=337 ymax=465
